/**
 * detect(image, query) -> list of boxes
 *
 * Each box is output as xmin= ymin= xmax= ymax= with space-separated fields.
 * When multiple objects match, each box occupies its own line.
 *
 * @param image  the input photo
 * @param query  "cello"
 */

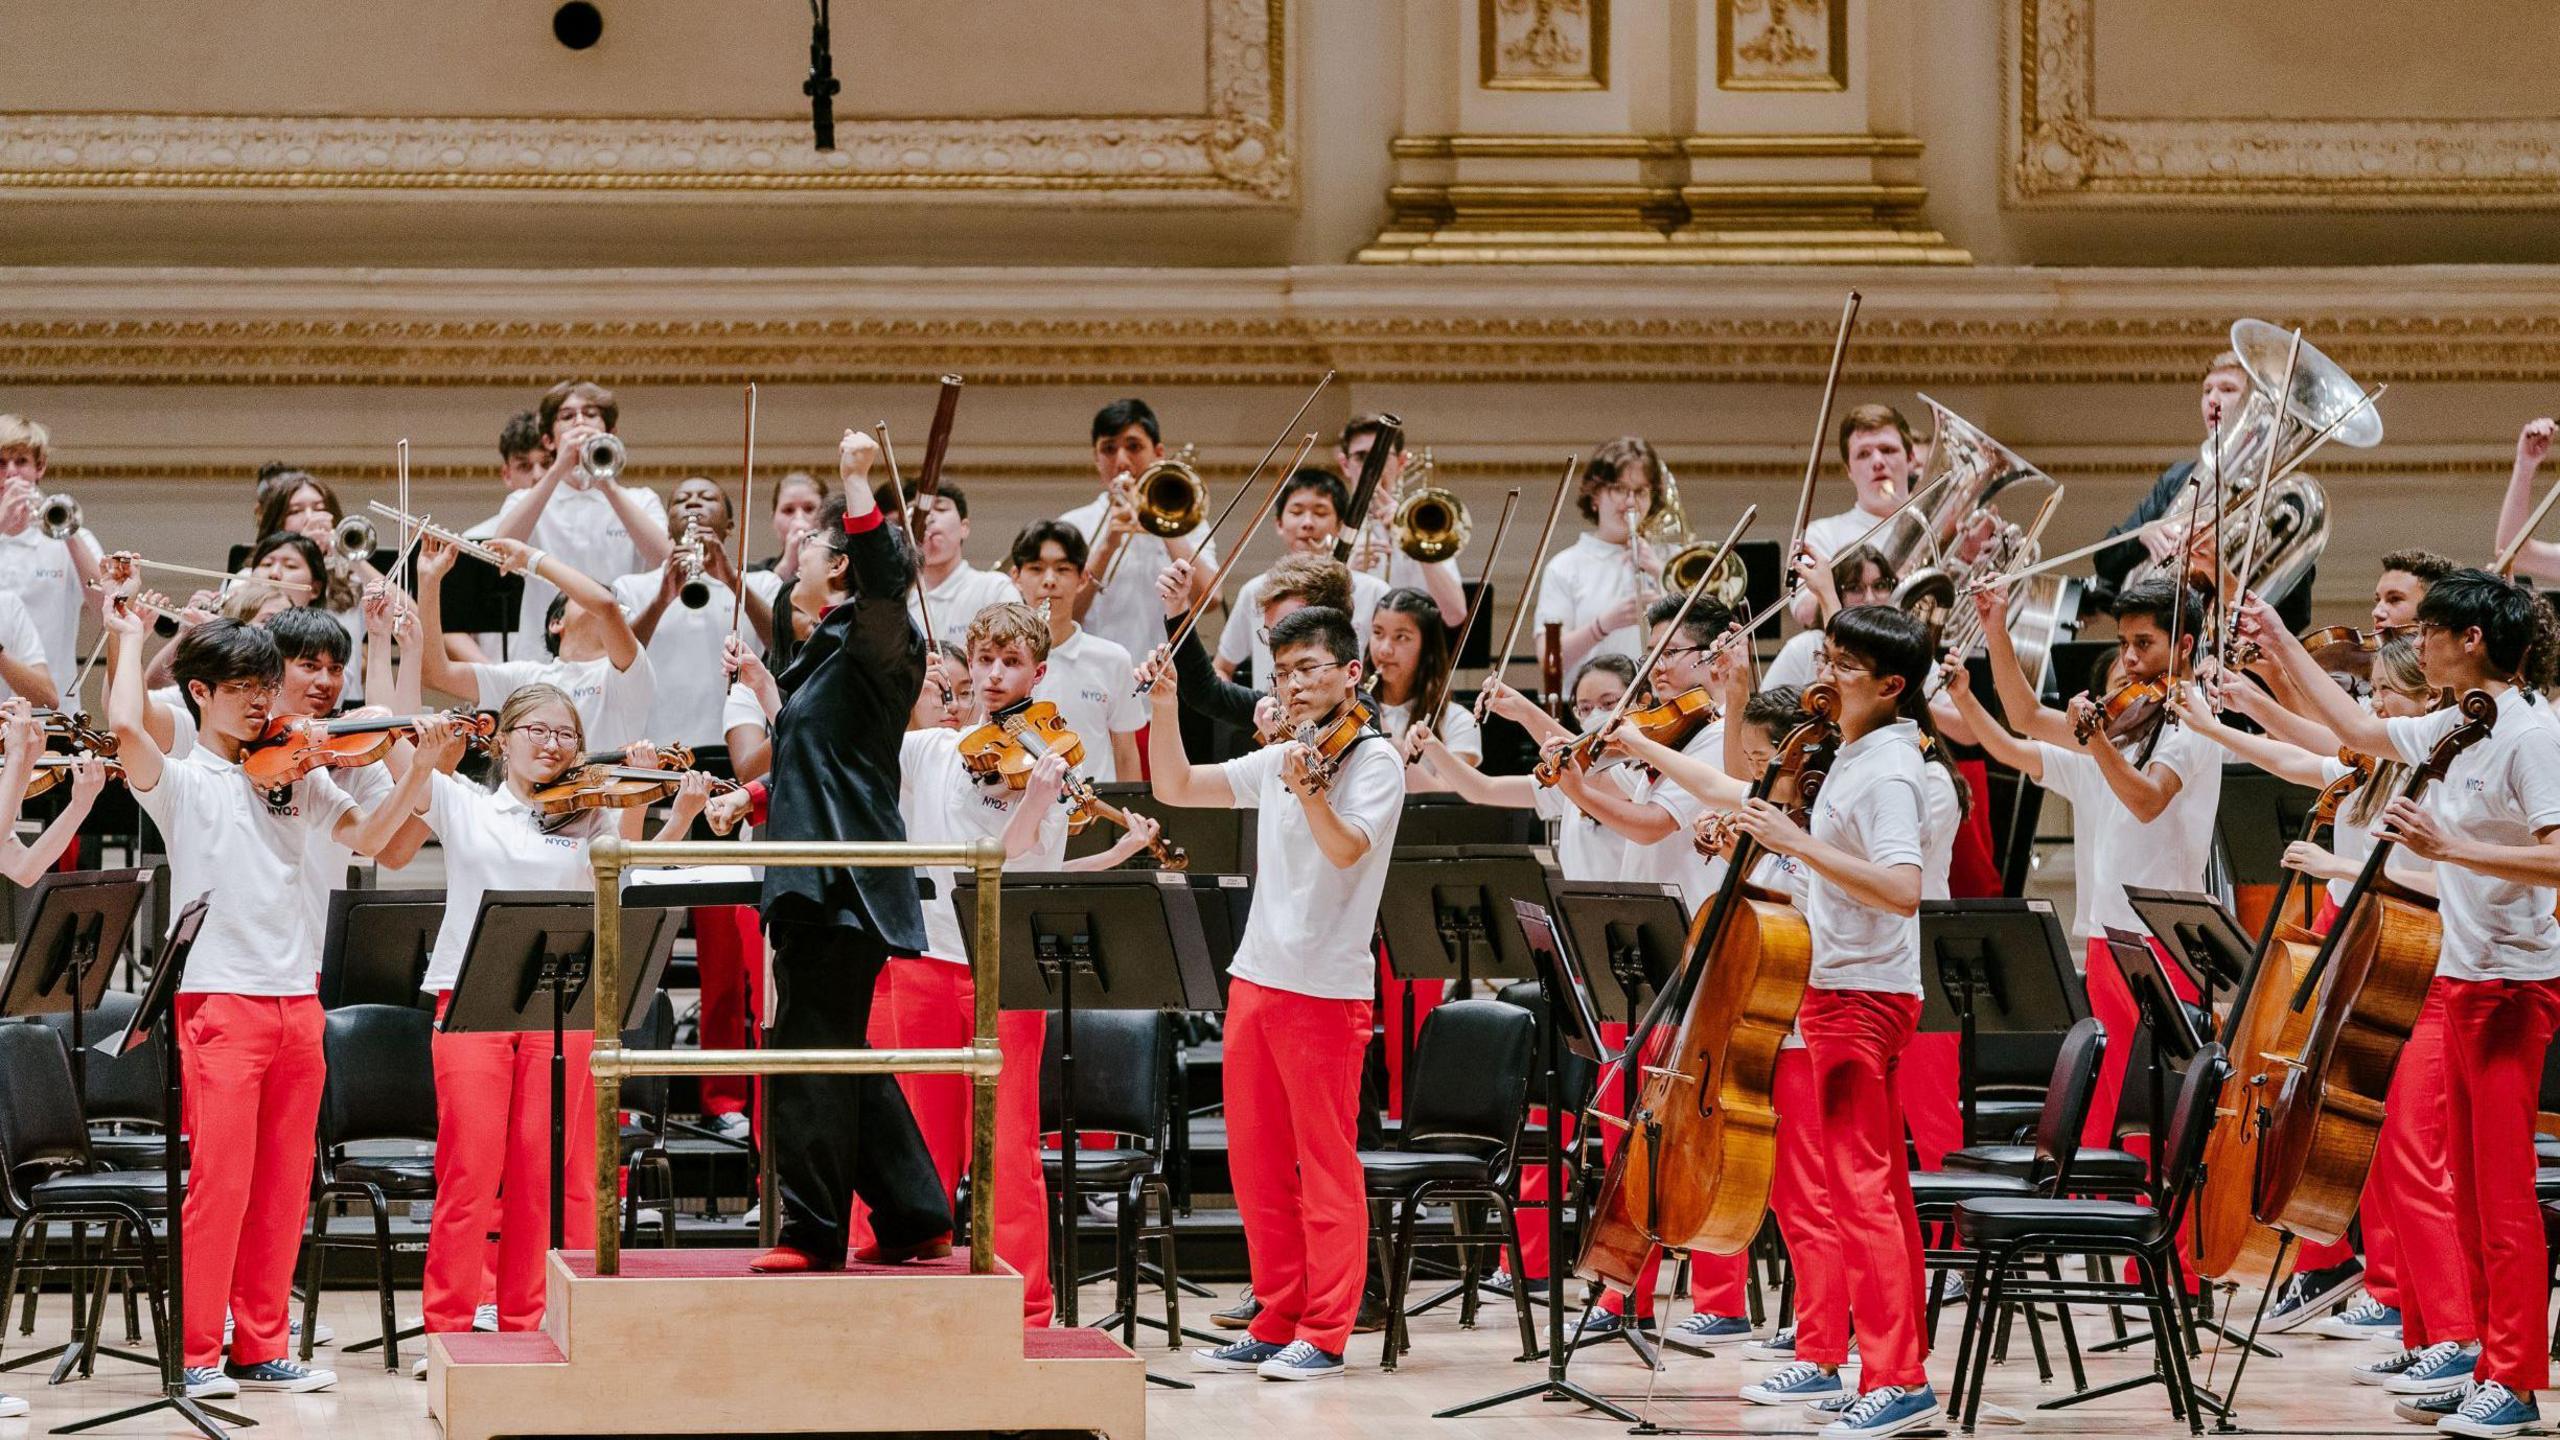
xmin=2188 ymin=759 xmax=2364 ymax=1282
xmin=2252 ymin=689 xmax=2497 ymax=1244
xmin=1575 ymin=684 xmax=1841 ymax=1289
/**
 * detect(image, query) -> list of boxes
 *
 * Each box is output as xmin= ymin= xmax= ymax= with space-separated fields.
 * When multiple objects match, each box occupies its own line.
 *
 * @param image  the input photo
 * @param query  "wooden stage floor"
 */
xmin=0 ymin=1276 xmax=2438 ymax=1438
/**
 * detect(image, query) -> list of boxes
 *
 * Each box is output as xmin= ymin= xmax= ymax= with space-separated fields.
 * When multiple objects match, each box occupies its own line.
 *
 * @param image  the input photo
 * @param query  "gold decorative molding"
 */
xmin=0 ymin=0 xmax=1289 ymax=204
xmin=1480 ymin=0 xmax=1608 ymax=91
xmin=2010 ymin=0 xmax=2560 ymax=208
xmin=1718 ymin=0 xmax=1846 ymax=92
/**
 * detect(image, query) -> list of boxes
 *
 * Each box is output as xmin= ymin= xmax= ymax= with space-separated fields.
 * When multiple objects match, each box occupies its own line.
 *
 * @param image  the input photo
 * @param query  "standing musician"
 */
xmin=0 ymin=699 xmax=108 ymax=882
xmin=391 ymin=691 xmax=707 ymax=1371
xmin=700 ymin=432 xmax=955 ymax=1275
xmin=1368 ymin=586 xmax=1481 ymax=789
xmin=1791 ymin=406 xmax=1919 ymax=628
xmin=866 ymin=603 xmax=1163 ymax=1327
xmin=879 ymin=478 xmax=1017 ymax=647
xmin=1153 ymin=552 xmax=1347 ymax=749
xmin=1767 ymin=545 xmax=1899 ymax=692
xmin=489 ymin=380 xmax=673 ymax=657
xmin=1534 ymin=438 xmax=1666 ymax=674
xmin=1150 ymin=607 xmax=1404 ymax=1382
xmin=1064 ymin=398 xmax=1219 ymax=669
xmin=417 ymin=534 xmax=658 ymax=754
xmin=1215 ymin=470 xmax=1391 ymax=685
xmin=0 ymin=414 xmax=109 ymax=682
xmin=1337 ymin=415 xmax=1466 ymax=624
xmin=2240 ymin=573 xmax=2560 ymax=1437
xmin=613 ymin=476 xmax=772 ymax=746
xmin=1009 ymin=521 xmax=1146 ymax=782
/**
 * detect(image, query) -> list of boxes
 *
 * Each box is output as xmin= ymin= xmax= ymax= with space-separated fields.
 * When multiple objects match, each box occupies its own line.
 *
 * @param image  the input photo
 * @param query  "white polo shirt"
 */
xmin=900 ymin=727 xmax=1070 ymax=965
xmin=2316 ymin=755 xmax=2433 ymax=907
xmin=721 ymin=679 xmax=770 ymax=742
xmin=1377 ymin=696 xmax=1482 ymax=762
xmin=1921 ymin=757 xmax=1960 ymax=902
xmin=420 ymin=772 xmax=618 ymax=993
xmin=472 ymin=650 xmax=658 ymax=754
xmin=2385 ymin=687 xmax=2560 ymax=982
xmin=303 ymin=760 xmax=392 ymax=935
xmin=1804 ymin=721 xmax=1929 ymax=995
xmin=0 ymin=591 xmax=48 ymax=704
xmin=1535 ymin=532 xmax=1645 ymax=663
xmin=1217 ymin=731 xmax=1406 ymax=1001
xmin=502 ymin=481 xmax=667 ymax=656
xmin=2036 ymin=722 xmax=2225 ymax=947
xmin=1536 ymin=763 xmax=1637 ymax=884
xmin=908 ymin=564 xmax=1019 ymax=649
xmin=1216 ymin=567 xmax=1388 ymax=683
xmin=133 ymin=749 xmax=358 ymax=995
xmin=1622 ymin=722 xmax=1730 ymax=916
xmin=1055 ymin=491 xmax=1220 ymax=671
xmin=1763 ymin=629 xmax=1822 ymax=693
xmin=0 ymin=528 xmax=91 ymax=689
xmin=1032 ymin=625 xmax=1146 ymax=783
xmin=1802 ymin=503 xmax=1902 ymax=563
xmin=610 ymin=570 xmax=763 ymax=748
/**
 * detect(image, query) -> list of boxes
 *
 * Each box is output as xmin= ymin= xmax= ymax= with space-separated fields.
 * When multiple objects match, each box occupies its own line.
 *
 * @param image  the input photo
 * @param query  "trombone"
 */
xmin=1095 ymin=444 xmax=1207 ymax=591
xmin=1389 ymin=449 xmax=1471 ymax=564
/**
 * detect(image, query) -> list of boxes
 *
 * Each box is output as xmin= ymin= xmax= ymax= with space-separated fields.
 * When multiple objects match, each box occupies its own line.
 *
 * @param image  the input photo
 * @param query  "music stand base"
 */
xmin=52 ymin=1393 xmax=254 ymax=1439
xmin=1435 ymin=1374 xmax=1638 ymax=1423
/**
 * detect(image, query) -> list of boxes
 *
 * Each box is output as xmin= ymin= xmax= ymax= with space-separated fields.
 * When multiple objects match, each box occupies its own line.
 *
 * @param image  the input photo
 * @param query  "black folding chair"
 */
xmin=298 ymin=1004 xmax=436 ymax=1370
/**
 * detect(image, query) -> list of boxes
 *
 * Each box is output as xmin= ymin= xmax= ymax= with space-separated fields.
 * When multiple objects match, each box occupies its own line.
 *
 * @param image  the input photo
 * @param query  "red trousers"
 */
xmin=692 ymin=906 xmax=765 ymax=1119
xmin=1901 ymin=1032 xmax=1964 ymax=1171
xmin=2355 ymin=981 xmax=2469 ymax=1346
xmin=1799 ymin=987 xmax=1928 ymax=1391
xmin=176 ymin=994 xmax=326 ymax=1369
xmin=849 ymin=959 xmax=1053 ymax=1326
xmin=2082 ymin=936 xmax=2198 ymax=1153
xmin=1772 ymin=1046 xmax=1856 ymax=1364
xmin=422 ymin=993 xmax=597 ymax=1334
xmin=2438 ymin=976 xmax=2560 ymax=1390
xmin=1949 ymin=759 xmax=2004 ymax=900
xmin=1379 ymin=966 xmax=1443 ymax=1122
xmin=1227 ymin=978 xmax=1372 ymax=1354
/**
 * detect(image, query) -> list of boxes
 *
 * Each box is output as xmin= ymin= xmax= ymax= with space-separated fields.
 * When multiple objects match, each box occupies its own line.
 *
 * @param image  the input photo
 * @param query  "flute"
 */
xmin=367 ymin=503 xmax=512 ymax=569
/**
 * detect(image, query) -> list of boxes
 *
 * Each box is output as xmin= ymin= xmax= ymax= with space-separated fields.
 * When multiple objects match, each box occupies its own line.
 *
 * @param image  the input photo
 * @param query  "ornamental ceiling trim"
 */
xmin=2009 ymin=0 xmax=2560 ymax=208
xmin=0 ymin=0 xmax=1289 ymax=203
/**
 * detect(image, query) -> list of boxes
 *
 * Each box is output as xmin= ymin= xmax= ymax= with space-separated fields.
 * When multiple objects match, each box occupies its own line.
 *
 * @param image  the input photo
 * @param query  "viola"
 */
xmin=2252 ymin=689 xmax=2496 ymax=1246
xmin=530 ymin=763 xmax=737 ymax=817
xmin=1534 ymin=686 xmax=1719 ymax=786
xmin=959 ymin=700 xmax=1188 ymax=870
xmin=1577 ymin=683 xmax=1840 ymax=1290
xmin=241 ymin=710 xmax=496 ymax=795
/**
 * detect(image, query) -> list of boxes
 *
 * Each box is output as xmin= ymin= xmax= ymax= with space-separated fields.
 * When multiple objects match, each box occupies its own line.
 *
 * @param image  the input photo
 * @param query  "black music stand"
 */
xmin=2125 ymin=887 xmax=2254 ymax=1030
xmin=952 ymin=870 xmax=1221 ymax=1389
xmin=1177 ymin=873 xmax=1252 ymax=1008
xmin=57 ymin=899 xmax=249 ymax=1440
xmin=0 ymin=869 xmax=150 ymax=1107
xmin=1377 ymin=846 xmax=1548 ymax=1100
xmin=1061 ymin=784 xmax=1250 ymax=873
xmin=1433 ymin=900 xmax=1638 ymax=1424
xmin=1917 ymin=899 xmax=2084 ymax=1147
xmin=316 ymin=889 xmax=444 ymax=1010
xmin=1546 ymin=881 xmax=1685 ymax=1033
xmin=441 ymin=892 xmax=681 ymax=1250
xmin=1393 ymin=796 xmax=1543 ymax=849
xmin=416 ymin=552 xmax=524 ymax=655
xmin=2214 ymin=766 xmax=2318 ymax=896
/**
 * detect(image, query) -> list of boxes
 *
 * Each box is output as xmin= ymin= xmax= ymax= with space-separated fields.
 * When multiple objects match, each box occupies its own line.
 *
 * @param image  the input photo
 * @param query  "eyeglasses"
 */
xmin=1816 ymin=649 xmax=1874 ymax=679
xmin=509 ymin=723 xmax=580 ymax=747
xmin=214 ymin=680 xmax=281 ymax=701
xmin=1270 ymin=660 xmax=1347 ymax=686
xmin=1657 ymin=644 xmax=1709 ymax=661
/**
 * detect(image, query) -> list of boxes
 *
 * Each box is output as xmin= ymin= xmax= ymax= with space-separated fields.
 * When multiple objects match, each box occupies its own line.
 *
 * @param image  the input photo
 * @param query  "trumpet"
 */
xmin=366 ymin=502 xmax=512 ymax=569
xmin=676 ymin=522 xmax=711 ymax=610
xmin=334 ymin=514 xmax=377 ymax=557
xmin=38 ymin=494 xmax=80 ymax=541
xmin=578 ymin=432 xmax=626 ymax=485
xmin=1390 ymin=450 xmax=1471 ymax=563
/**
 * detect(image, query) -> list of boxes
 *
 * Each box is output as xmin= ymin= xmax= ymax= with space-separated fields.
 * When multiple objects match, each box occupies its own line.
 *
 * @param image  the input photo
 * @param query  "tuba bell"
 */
xmin=1391 ymin=450 xmax=1470 ymax=563
xmin=1645 ymin=462 xmax=1749 ymax=608
xmin=37 ymin=494 xmax=81 ymax=541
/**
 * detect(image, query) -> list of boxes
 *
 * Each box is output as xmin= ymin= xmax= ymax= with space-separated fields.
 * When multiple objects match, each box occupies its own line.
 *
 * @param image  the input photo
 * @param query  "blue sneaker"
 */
xmin=224 ymin=1358 xmax=335 ymax=1392
xmin=2440 ymin=1381 xmax=2540 ymax=1438
xmin=1741 ymin=1361 xmax=1847 ymax=1407
xmin=1744 ymin=1325 xmax=1797 ymax=1362
xmin=2357 ymin=1344 xmax=2432 ymax=1386
xmin=2315 ymin=1295 xmax=2403 ymax=1344
xmin=1569 ymin=1309 xmax=1658 ymax=1345
xmin=2383 ymin=1341 xmax=2478 ymax=1396
xmin=1191 ymin=1337 xmax=1288 ymax=1373
xmin=1662 ymin=1311 xmax=1752 ymax=1356
xmin=2395 ymin=1386 xmax=2472 ymax=1426
xmin=1821 ymin=1384 xmax=1943 ymax=1439
xmin=181 ymin=1367 xmax=237 ymax=1400
xmin=1255 ymin=1340 xmax=1344 ymax=1382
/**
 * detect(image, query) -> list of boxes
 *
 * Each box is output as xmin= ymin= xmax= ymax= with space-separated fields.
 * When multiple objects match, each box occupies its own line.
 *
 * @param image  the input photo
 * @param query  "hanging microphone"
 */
xmin=804 ymin=1 xmax=841 ymax=151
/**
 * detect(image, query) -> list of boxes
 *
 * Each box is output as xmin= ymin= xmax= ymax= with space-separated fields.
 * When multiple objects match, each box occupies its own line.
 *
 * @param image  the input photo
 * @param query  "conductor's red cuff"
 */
xmin=842 ymin=507 xmax=885 ymax=536
xmin=745 ymin=780 xmax=771 ymax=827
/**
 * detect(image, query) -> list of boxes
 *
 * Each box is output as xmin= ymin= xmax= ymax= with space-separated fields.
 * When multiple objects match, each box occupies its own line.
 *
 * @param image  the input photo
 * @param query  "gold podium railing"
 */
xmin=586 ymin=835 xmax=1006 ymax=1277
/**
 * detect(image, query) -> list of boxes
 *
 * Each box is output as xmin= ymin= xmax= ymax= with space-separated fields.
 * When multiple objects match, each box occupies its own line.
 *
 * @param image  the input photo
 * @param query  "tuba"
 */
xmin=2125 ymin=319 xmax=2377 ymax=609
xmin=1886 ymin=403 xmax=2075 ymax=693
xmin=1869 ymin=396 xmax=2055 ymax=582
xmin=1391 ymin=449 xmax=1471 ymax=563
xmin=1644 ymin=462 xmax=1749 ymax=608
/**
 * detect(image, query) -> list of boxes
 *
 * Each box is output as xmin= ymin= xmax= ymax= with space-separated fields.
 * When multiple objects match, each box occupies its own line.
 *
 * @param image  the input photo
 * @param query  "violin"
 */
xmin=241 ymin=711 xmax=496 ymax=796
xmin=530 ymin=763 xmax=737 ymax=817
xmin=1578 ymin=683 xmax=1840 ymax=1291
xmin=1285 ymin=695 xmax=1378 ymax=795
xmin=1534 ymin=686 xmax=1719 ymax=786
xmin=2252 ymin=689 xmax=2496 ymax=1247
xmin=959 ymin=701 xmax=1188 ymax=870
xmin=15 ymin=753 xmax=124 ymax=799
xmin=2300 ymin=624 xmax=2387 ymax=675
xmin=2073 ymin=677 xmax=2172 ymax=748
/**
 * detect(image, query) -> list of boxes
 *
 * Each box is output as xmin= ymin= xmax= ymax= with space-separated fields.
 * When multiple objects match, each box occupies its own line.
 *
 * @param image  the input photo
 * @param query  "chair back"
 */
xmin=2029 ymin=1016 xmax=2107 ymax=1191
xmin=1402 ymin=1000 xmax=1536 ymax=1163
xmin=1039 ymin=1009 xmax=1172 ymax=1147
xmin=317 ymin=1004 xmax=438 ymax=1148
xmin=621 ymin=991 xmax=674 ymax=1131
xmin=0 ymin=1021 xmax=94 ymax=1210
xmin=36 ymin=993 xmax=163 ymax=1128
xmin=2155 ymin=1042 xmax=2230 ymax=1227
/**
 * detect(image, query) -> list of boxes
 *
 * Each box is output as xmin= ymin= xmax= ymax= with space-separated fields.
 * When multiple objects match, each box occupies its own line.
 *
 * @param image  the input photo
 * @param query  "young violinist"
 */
xmin=1416 ymin=655 xmax=1637 ymax=883
xmin=1950 ymin=574 xmax=2223 ymax=1147
xmin=101 ymin=602 xmax=431 ymax=1400
xmin=389 ymin=687 xmax=706 ymax=1371
xmin=1534 ymin=437 xmax=1666 ymax=674
xmin=1151 ymin=606 xmax=1403 ymax=1381
xmin=2240 ymin=572 xmax=2560 ymax=1437
xmin=0 ymin=698 xmax=109 ymax=882
xmin=1009 ymin=520 xmax=1145 ymax=782
xmin=1151 ymin=551 xmax=1346 ymax=750
xmin=1766 ymin=545 xmax=1898 ymax=692
xmin=2227 ymin=548 xmax=2452 ymax=761
xmin=417 ymin=532 xmax=658 ymax=753
xmin=2171 ymin=639 xmax=2441 ymax=1343
xmin=1214 ymin=469 xmax=1391 ymax=685
xmin=487 ymin=380 xmax=672 ymax=657
xmin=1369 ymin=586 xmax=1479 ymax=789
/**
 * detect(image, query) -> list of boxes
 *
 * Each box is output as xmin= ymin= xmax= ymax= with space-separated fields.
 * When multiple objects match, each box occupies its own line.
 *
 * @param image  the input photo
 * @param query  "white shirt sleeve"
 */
xmin=474 ymin=659 xmax=543 ymax=711
xmin=2034 ymin=741 xmax=2094 ymax=805
xmin=2513 ymin=723 xmax=2560 ymax=833
xmin=2384 ymin=707 xmax=2458 ymax=769
xmin=1324 ymin=740 xmax=1407 ymax=845
xmin=1534 ymin=556 xmax=1576 ymax=628
xmin=1216 ymin=577 xmax=1258 ymax=667
xmin=1856 ymin=772 xmax=1928 ymax=871
xmin=0 ymin=593 xmax=45 ymax=673
xmin=2153 ymin=725 xmax=2224 ymax=792
xmin=1215 ymin=742 xmax=1286 ymax=810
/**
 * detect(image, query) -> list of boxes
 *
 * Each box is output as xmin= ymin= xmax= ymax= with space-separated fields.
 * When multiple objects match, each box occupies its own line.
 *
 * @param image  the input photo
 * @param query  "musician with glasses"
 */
xmin=1535 ymin=437 xmax=1668 ymax=674
xmin=416 ymin=531 xmax=657 ymax=754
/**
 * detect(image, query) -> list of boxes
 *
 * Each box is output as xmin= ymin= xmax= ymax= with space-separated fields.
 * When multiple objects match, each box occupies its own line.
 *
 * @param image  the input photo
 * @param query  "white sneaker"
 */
xmin=0 ymin=1394 xmax=26 ymax=1418
xmin=706 ymin=1111 xmax=752 ymax=1144
xmin=473 ymin=1303 xmax=499 ymax=1333
xmin=412 ymin=1355 xmax=428 ymax=1381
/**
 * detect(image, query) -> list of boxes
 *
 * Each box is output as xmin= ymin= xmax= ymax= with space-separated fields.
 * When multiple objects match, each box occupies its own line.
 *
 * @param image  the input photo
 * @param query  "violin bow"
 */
xmin=731 ymin=383 xmax=757 ymax=649
xmin=1590 ymin=504 xmax=1758 ymax=740
xmin=1136 ymin=432 xmax=1323 ymax=698
xmin=1413 ymin=487 xmax=1522 ymax=757
xmin=1477 ymin=453 xmax=1578 ymax=719
xmin=1784 ymin=292 xmax=1862 ymax=569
